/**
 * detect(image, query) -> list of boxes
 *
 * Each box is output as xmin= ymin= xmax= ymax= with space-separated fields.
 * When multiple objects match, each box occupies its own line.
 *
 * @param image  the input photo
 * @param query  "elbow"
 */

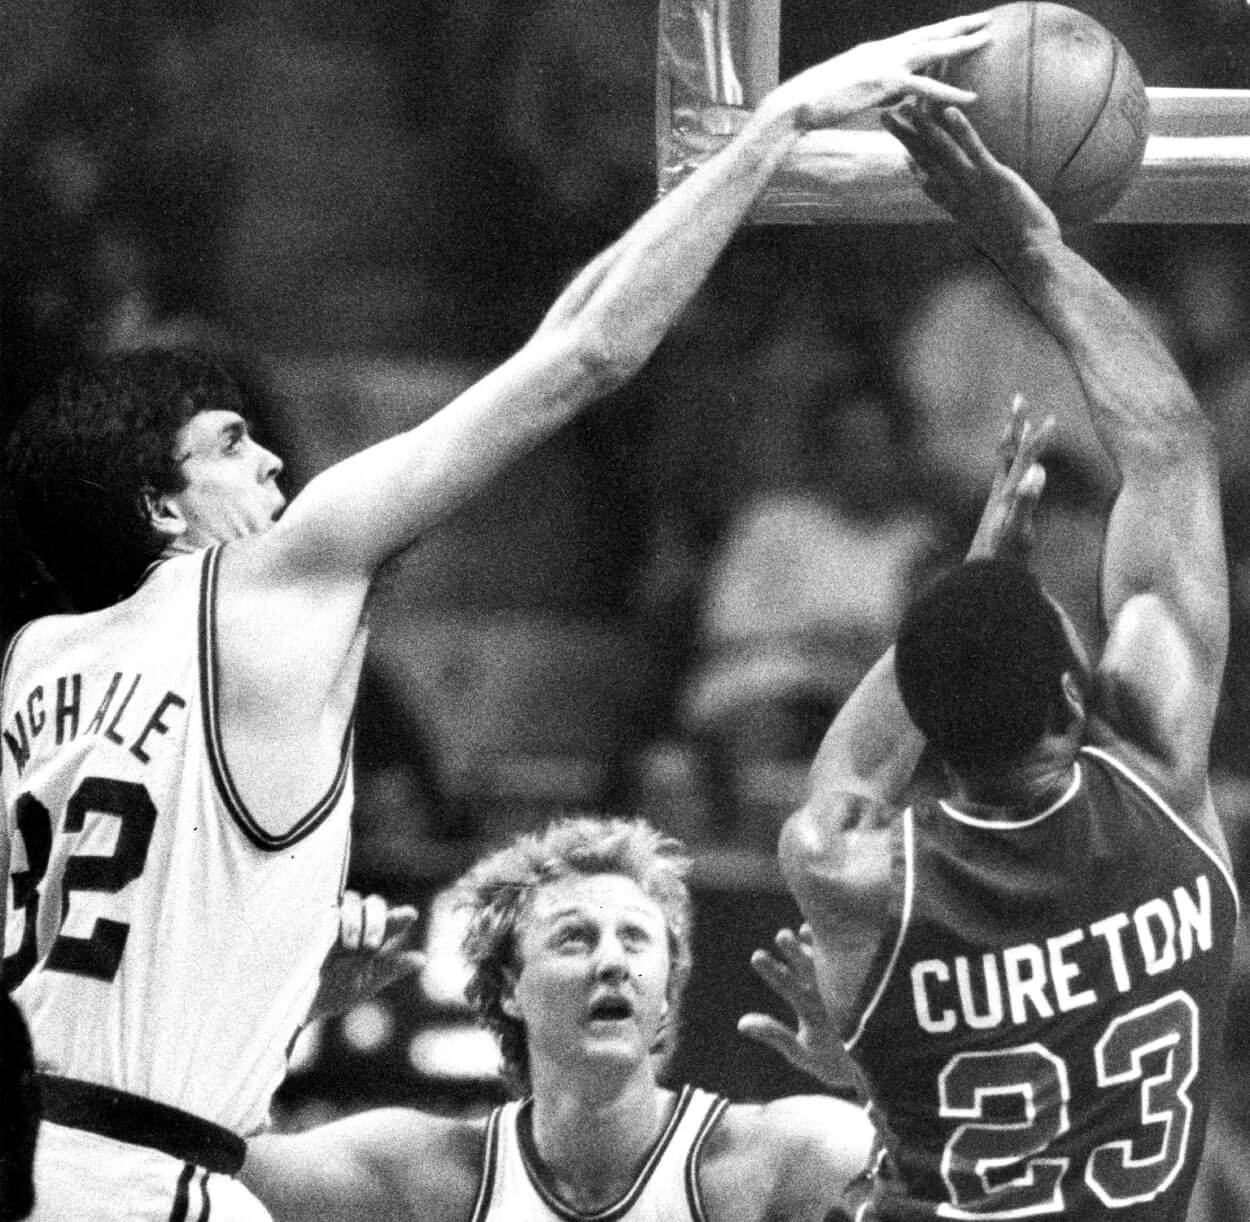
xmin=566 ymin=321 xmax=652 ymax=396
xmin=778 ymin=807 xmax=824 ymax=887
xmin=1113 ymin=392 xmax=1217 ymax=470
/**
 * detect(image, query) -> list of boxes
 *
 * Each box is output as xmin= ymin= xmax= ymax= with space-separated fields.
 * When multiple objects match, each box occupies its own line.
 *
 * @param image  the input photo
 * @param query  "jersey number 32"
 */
xmin=5 ymin=777 xmax=158 ymax=986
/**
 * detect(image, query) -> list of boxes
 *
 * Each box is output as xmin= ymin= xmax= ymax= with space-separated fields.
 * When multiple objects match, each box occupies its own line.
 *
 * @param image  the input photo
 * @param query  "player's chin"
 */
xmin=580 ymin=1021 xmax=655 ymax=1060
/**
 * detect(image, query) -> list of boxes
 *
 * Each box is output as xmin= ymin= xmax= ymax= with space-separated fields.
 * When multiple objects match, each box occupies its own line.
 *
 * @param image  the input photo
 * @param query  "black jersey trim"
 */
xmin=515 ymin=1084 xmax=697 ymax=1221
xmin=468 ymin=1106 xmax=503 ymax=1222
xmin=38 ymin=1073 xmax=244 ymax=1175
xmin=198 ymin=545 xmax=352 ymax=852
xmin=0 ymin=621 xmax=36 ymax=709
xmin=1081 ymin=745 xmax=1241 ymax=916
xmin=683 ymin=1091 xmax=728 ymax=1222
xmin=168 ymin=1163 xmax=196 ymax=1222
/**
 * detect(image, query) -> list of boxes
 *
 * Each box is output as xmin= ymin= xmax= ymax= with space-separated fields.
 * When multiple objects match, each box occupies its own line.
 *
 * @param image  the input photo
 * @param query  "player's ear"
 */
xmin=499 ymin=970 xmax=522 ymax=1020
xmin=1059 ymin=671 xmax=1086 ymax=727
xmin=141 ymin=487 xmax=188 ymax=541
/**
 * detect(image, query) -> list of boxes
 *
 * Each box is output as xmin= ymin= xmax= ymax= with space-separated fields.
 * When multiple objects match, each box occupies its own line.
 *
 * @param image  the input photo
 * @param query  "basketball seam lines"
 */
xmin=1054 ymin=39 xmax=1121 ymax=187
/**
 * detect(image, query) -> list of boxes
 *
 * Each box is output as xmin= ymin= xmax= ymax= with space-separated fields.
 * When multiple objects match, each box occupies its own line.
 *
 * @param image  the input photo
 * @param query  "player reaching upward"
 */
xmin=0 ymin=16 xmax=993 ymax=1220
xmin=779 ymin=102 xmax=1238 ymax=1221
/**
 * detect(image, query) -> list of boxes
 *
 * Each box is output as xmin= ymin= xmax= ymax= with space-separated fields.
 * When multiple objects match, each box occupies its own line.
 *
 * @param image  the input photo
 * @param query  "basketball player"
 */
xmin=778 ymin=101 xmax=1238 ymax=1221
xmin=241 ymin=815 xmax=876 ymax=1222
xmin=0 ymin=16 xmax=995 ymax=1220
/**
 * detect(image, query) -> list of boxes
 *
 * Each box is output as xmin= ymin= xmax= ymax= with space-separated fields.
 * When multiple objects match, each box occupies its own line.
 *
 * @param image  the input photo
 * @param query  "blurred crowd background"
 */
xmin=5 ymin=0 xmax=1250 ymax=1204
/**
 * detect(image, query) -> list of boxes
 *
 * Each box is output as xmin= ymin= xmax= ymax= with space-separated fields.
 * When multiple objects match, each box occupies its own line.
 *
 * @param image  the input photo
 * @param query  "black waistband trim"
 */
xmin=36 ymin=1074 xmax=245 ymax=1175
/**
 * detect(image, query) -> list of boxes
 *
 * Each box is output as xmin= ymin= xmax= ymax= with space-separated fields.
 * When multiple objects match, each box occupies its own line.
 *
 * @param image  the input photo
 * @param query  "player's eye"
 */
xmin=620 ymin=924 xmax=653 ymax=949
xmin=555 ymin=924 xmax=591 ymax=948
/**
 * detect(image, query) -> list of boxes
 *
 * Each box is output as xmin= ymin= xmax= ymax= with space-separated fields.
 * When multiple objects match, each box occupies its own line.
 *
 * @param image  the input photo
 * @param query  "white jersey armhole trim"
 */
xmin=684 ymin=1091 xmax=730 ymax=1222
xmin=199 ymin=545 xmax=352 ymax=852
xmin=938 ymin=764 xmax=1082 ymax=830
xmin=1081 ymin=745 xmax=1240 ymax=917
xmin=846 ymin=806 xmax=915 ymax=1052
xmin=468 ymin=1105 xmax=504 ymax=1222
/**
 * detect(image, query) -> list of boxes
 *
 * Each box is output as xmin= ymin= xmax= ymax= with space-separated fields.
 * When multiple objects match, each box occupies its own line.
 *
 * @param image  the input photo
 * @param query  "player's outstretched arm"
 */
xmin=702 ymin=1091 xmax=875 ymax=1222
xmin=887 ymin=102 xmax=1227 ymax=784
xmin=258 ymin=15 xmax=993 ymax=588
xmin=243 ymin=1108 xmax=481 ymax=1222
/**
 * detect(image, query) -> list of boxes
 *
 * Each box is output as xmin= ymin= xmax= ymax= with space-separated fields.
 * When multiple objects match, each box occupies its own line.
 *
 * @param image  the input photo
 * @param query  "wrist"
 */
xmin=748 ymin=87 xmax=808 ymax=141
xmin=986 ymin=228 xmax=1065 ymax=283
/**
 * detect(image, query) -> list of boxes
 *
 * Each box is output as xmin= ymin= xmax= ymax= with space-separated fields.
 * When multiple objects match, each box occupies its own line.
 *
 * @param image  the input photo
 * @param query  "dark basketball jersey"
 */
xmin=844 ymin=745 xmax=1238 ymax=1221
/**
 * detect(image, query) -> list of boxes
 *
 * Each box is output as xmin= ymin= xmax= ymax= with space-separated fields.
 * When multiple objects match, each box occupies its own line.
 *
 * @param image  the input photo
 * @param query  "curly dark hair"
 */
xmin=4 ymin=348 xmax=243 ymax=611
xmin=457 ymin=816 xmax=694 ymax=1097
xmin=895 ymin=558 xmax=1077 ymax=770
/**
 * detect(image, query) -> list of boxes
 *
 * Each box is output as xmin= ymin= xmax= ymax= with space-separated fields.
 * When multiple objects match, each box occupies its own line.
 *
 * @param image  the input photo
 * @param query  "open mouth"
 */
xmin=587 ymin=995 xmax=634 ymax=1023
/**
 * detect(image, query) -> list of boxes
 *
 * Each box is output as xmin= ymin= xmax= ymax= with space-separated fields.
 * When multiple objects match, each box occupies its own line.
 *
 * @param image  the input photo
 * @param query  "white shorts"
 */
xmin=30 ymin=1123 xmax=273 ymax=1222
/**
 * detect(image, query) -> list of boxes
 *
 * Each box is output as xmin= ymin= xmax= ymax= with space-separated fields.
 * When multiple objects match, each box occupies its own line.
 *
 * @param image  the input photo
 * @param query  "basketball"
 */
xmin=939 ymin=2 xmax=1149 ymax=222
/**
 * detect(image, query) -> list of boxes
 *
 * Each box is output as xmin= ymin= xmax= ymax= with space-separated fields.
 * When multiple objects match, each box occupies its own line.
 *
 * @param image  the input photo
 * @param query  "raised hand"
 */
xmin=308 ymin=891 xmax=427 ymax=1021
xmin=882 ymin=102 xmax=1061 ymax=263
xmin=768 ymin=13 xmax=993 ymax=131
xmin=737 ymin=924 xmax=861 ymax=1094
xmin=967 ymin=394 xmax=1055 ymax=565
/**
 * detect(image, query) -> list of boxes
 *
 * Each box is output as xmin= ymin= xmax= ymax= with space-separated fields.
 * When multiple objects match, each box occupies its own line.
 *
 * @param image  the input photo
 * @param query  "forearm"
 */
xmin=997 ymin=235 xmax=1226 ymax=656
xmin=242 ymin=1134 xmax=372 ymax=1222
xmin=548 ymin=98 xmax=805 ymax=381
xmin=996 ymin=237 xmax=1210 ymax=471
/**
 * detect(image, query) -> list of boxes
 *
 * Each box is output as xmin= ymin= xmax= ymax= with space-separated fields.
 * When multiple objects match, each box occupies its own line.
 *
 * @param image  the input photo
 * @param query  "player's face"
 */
xmin=164 ymin=410 xmax=286 ymax=546
xmin=507 ymin=873 xmax=671 ymax=1080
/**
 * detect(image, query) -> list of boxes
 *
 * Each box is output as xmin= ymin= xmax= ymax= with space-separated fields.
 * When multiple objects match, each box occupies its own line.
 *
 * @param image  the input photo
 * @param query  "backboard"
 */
xmin=656 ymin=0 xmax=1250 ymax=222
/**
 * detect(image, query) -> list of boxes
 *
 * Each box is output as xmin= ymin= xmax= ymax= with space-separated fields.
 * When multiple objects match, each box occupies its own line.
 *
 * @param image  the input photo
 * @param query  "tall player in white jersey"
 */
xmin=241 ymin=816 xmax=876 ymax=1222
xmin=0 ymin=16 xmax=994 ymax=1220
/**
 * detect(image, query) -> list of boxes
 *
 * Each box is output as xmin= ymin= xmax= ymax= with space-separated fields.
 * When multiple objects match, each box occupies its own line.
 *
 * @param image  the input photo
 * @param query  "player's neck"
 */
xmin=948 ymin=743 xmax=1079 ymax=812
xmin=526 ymin=1070 xmax=672 ymax=1210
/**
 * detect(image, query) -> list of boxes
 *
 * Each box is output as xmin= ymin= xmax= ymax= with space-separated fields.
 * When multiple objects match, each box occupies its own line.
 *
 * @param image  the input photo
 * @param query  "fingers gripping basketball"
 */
xmin=939 ymin=2 xmax=1148 ymax=222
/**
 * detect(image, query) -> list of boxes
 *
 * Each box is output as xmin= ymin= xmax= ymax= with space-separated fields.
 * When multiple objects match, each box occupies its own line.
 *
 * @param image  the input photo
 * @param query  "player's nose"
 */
xmin=258 ymin=445 xmax=284 ymax=482
xmin=592 ymin=936 xmax=630 ymax=981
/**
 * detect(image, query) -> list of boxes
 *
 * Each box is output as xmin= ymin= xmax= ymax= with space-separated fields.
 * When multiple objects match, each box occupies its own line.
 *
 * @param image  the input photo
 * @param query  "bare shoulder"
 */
xmin=1093 ymin=591 xmax=1223 ymax=802
xmin=699 ymin=1095 xmax=875 ymax=1222
xmin=208 ymin=533 xmax=371 ymax=709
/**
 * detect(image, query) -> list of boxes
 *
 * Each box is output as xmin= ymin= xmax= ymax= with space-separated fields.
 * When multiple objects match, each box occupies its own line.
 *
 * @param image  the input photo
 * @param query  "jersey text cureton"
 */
xmin=910 ymin=874 xmax=1215 ymax=1035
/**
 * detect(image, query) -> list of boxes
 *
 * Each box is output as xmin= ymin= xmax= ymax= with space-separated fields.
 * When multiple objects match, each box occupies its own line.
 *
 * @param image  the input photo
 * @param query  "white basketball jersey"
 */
xmin=471 ymin=1085 xmax=729 ymax=1222
xmin=1 ymin=547 xmax=352 ymax=1136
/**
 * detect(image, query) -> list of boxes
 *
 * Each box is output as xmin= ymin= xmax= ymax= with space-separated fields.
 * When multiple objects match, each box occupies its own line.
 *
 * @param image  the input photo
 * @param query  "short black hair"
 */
xmin=894 ymin=559 xmax=1075 ymax=769
xmin=5 ymin=348 xmax=242 ymax=611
